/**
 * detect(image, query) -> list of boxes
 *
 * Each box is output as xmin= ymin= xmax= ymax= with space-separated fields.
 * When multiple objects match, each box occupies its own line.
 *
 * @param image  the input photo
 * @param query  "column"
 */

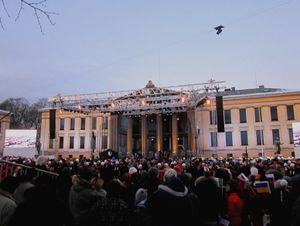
xmin=111 ymin=115 xmax=119 ymax=152
xmin=172 ymin=114 xmax=178 ymax=155
xmin=156 ymin=114 xmax=162 ymax=152
xmin=127 ymin=117 xmax=133 ymax=156
xmin=187 ymin=110 xmax=196 ymax=154
xmin=141 ymin=115 xmax=147 ymax=156
xmin=108 ymin=116 xmax=113 ymax=149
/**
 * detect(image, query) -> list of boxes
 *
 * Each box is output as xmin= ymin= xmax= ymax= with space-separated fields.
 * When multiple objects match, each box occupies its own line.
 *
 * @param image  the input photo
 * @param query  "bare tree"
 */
xmin=1 ymin=0 xmax=58 ymax=33
xmin=0 ymin=97 xmax=48 ymax=129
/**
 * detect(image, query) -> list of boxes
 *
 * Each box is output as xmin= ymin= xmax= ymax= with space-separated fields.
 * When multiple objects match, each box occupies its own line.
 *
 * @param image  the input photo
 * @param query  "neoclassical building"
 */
xmin=40 ymin=80 xmax=300 ymax=158
xmin=0 ymin=109 xmax=10 ymax=154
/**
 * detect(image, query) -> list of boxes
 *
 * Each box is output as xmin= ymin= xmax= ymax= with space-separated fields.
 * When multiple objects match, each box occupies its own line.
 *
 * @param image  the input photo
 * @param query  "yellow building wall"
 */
xmin=199 ymin=93 xmax=300 ymax=158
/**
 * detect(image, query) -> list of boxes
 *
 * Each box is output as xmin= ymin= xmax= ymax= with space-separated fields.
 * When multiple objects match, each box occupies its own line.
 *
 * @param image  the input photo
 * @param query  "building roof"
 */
xmin=220 ymin=85 xmax=300 ymax=100
xmin=0 ymin=109 xmax=9 ymax=115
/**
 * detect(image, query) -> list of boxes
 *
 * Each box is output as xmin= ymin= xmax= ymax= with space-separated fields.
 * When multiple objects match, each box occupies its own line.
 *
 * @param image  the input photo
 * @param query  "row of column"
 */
xmin=126 ymin=114 xmax=179 ymax=156
xmin=107 ymin=112 xmax=197 ymax=156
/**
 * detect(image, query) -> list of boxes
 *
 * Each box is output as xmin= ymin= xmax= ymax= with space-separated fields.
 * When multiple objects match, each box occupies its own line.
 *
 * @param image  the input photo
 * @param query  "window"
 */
xmin=70 ymin=118 xmax=75 ymax=130
xmin=272 ymin=129 xmax=280 ymax=144
xmin=80 ymin=136 xmax=85 ymax=149
xmin=210 ymin=132 xmax=218 ymax=147
xmin=92 ymin=117 xmax=97 ymax=130
xmin=60 ymin=118 xmax=64 ymax=130
xmin=287 ymin=105 xmax=295 ymax=120
xmin=271 ymin=106 xmax=278 ymax=121
xmin=102 ymin=135 xmax=108 ymax=149
xmin=59 ymin=137 xmax=64 ymax=149
xmin=289 ymin=128 xmax=294 ymax=144
xmin=255 ymin=107 xmax=262 ymax=122
xmin=225 ymin=131 xmax=233 ymax=146
xmin=69 ymin=136 xmax=74 ymax=149
xmin=256 ymin=130 xmax=264 ymax=145
xmin=209 ymin=111 xmax=217 ymax=125
xmin=239 ymin=109 xmax=247 ymax=123
xmin=103 ymin=117 xmax=108 ymax=129
xmin=240 ymin=131 xmax=248 ymax=146
xmin=81 ymin=118 xmax=86 ymax=130
xmin=49 ymin=139 xmax=53 ymax=149
xmin=224 ymin=110 xmax=231 ymax=124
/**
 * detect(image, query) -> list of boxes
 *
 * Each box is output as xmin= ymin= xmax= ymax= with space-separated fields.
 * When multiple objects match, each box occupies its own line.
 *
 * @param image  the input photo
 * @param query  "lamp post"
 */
xmin=245 ymin=146 xmax=249 ymax=165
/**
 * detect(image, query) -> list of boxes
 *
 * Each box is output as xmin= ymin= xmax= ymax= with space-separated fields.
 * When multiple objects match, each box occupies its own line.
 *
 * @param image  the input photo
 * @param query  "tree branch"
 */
xmin=0 ymin=17 xmax=4 ymax=30
xmin=1 ymin=0 xmax=10 ymax=17
xmin=1 ymin=0 xmax=58 ymax=33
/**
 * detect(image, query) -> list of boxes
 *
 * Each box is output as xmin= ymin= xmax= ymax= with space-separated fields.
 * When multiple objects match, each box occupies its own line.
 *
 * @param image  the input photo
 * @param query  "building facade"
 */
xmin=40 ymin=81 xmax=300 ymax=158
xmin=0 ymin=109 xmax=10 ymax=154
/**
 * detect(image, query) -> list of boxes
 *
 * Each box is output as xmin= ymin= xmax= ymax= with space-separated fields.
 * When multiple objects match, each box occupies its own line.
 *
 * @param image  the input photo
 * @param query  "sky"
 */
xmin=0 ymin=0 xmax=299 ymax=103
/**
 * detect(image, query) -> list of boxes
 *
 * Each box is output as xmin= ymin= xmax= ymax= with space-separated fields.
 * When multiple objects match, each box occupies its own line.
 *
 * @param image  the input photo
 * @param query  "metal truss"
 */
xmin=48 ymin=79 xmax=225 ymax=115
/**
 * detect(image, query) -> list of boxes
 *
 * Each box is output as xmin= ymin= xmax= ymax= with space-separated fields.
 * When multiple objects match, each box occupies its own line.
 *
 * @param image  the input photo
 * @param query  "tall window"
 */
xmin=70 ymin=118 xmax=75 ymax=130
xmin=69 ymin=136 xmax=74 ymax=149
xmin=255 ymin=107 xmax=262 ymax=122
xmin=287 ymin=105 xmax=295 ymax=120
xmin=102 ymin=135 xmax=108 ymax=149
xmin=239 ymin=109 xmax=247 ymax=123
xmin=271 ymin=106 xmax=278 ymax=121
xmin=81 ymin=118 xmax=86 ymax=130
xmin=210 ymin=111 xmax=217 ymax=125
xmin=272 ymin=129 xmax=280 ymax=144
xmin=289 ymin=128 xmax=294 ymax=144
xmin=49 ymin=139 xmax=54 ymax=149
xmin=224 ymin=110 xmax=231 ymax=124
xmin=225 ymin=131 xmax=233 ymax=146
xmin=92 ymin=117 xmax=97 ymax=130
xmin=103 ymin=117 xmax=108 ymax=129
xmin=80 ymin=136 xmax=85 ymax=149
xmin=256 ymin=130 xmax=264 ymax=145
xmin=59 ymin=137 xmax=64 ymax=149
xmin=240 ymin=131 xmax=248 ymax=146
xmin=60 ymin=118 xmax=65 ymax=130
xmin=210 ymin=132 xmax=218 ymax=147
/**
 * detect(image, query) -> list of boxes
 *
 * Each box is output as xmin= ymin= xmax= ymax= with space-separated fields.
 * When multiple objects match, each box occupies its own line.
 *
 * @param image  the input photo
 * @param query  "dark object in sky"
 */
xmin=214 ymin=25 xmax=224 ymax=35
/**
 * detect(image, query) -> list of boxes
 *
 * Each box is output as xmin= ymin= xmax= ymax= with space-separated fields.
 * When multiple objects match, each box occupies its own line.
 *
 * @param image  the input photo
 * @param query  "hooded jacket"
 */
xmin=69 ymin=176 xmax=106 ymax=226
xmin=145 ymin=176 xmax=193 ymax=226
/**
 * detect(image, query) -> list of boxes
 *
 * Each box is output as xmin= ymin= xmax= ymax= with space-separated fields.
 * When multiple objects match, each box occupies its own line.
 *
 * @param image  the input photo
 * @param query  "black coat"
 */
xmin=145 ymin=177 xmax=193 ymax=226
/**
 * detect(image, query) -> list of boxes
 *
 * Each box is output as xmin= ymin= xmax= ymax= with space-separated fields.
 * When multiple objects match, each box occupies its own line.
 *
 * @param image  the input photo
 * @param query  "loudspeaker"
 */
xmin=49 ymin=109 xmax=56 ymax=139
xmin=216 ymin=95 xmax=224 ymax=132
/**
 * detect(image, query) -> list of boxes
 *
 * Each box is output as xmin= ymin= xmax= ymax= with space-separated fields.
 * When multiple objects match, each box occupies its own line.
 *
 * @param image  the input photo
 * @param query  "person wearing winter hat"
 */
xmin=270 ymin=179 xmax=294 ymax=226
xmin=69 ymin=167 xmax=106 ymax=226
xmin=145 ymin=174 xmax=193 ymax=226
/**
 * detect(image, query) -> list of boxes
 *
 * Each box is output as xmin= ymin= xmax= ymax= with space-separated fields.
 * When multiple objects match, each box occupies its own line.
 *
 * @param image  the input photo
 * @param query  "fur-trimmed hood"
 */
xmin=158 ymin=177 xmax=188 ymax=197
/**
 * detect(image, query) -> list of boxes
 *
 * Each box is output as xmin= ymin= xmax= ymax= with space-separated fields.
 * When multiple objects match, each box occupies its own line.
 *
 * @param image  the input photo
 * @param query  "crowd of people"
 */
xmin=1 ymin=154 xmax=300 ymax=226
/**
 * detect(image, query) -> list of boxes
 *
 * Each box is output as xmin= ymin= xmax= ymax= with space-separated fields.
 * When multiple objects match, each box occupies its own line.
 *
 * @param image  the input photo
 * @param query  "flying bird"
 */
xmin=214 ymin=25 xmax=224 ymax=35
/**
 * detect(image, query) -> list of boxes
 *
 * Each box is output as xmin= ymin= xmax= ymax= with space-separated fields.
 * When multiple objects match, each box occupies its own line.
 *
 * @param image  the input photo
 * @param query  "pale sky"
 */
xmin=0 ymin=0 xmax=299 ymax=102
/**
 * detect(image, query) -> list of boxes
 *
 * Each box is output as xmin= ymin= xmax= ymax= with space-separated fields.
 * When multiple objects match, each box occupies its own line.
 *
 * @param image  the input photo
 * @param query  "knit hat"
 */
xmin=79 ymin=167 xmax=98 ymax=181
xmin=274 ymin=179 xmax=288 ymax=189
xmin=129 ymin=166 xmax=138 ymax=175
xmin=250 ymin=166 xmax=259 ymax=175
xmin=163 ymin=168 xmax=177 ymax=182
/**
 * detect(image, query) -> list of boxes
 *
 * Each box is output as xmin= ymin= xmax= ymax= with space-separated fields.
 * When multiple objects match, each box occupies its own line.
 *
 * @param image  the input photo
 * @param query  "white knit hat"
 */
xmin=274 ymin=179 xmax=288 ymax=189
xmin=129 ymin=166 xmax=138 ymax=174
